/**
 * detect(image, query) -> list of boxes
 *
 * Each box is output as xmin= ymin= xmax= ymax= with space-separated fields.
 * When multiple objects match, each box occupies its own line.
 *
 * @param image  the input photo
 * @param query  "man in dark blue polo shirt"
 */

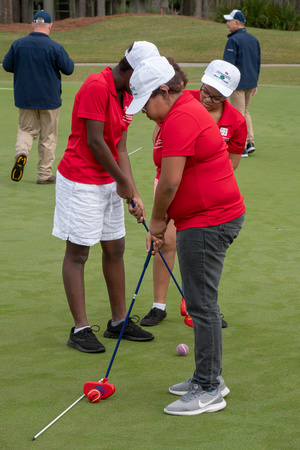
xmin=3 ymin=10 xmax=74 ymax=183
xmin=223 ymin=10 xmax=261 ymax=156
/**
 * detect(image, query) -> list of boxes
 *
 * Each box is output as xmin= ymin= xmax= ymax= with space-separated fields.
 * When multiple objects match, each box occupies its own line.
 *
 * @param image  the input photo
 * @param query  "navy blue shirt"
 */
xmin=223 ymin=28 xmax=261 ymax=90
xmin=3 ymin=32 xmax=74 ymax=109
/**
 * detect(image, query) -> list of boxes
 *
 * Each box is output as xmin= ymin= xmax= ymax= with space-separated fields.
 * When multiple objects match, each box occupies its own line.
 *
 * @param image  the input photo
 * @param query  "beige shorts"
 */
xmin=52 ymin=171 xmax=125 ymax=246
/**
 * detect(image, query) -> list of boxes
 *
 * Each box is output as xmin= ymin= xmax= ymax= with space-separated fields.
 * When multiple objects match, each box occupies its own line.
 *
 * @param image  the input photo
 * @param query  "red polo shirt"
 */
xmin=188 ymin=91 xmax=247 ymax=154
xmin=58 ymin=67 xmax=133 ymax=184
xmin=160 ymin=92 xmax=245 ymax=230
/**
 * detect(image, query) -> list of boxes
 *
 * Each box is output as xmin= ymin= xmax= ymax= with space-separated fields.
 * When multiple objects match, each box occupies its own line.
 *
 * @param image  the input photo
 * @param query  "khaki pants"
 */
xmin=15 ymin=108 xmax=59 ymax=182
xmin=230 ymin=89 xmax=254 ymax=144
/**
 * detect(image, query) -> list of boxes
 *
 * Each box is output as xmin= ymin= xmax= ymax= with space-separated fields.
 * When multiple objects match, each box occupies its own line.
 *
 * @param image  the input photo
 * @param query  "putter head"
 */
xmin=84 ymin=378 xmax=115 ymax=399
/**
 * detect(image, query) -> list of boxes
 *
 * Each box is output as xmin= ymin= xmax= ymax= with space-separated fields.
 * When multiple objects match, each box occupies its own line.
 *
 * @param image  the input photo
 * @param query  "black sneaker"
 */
xmin=67 ymin=325 xmax=106 ymax=353
xmin=221 ymin=314 xmax=228 ymax=328
xmin=11 ymin=154 xmax=27 ymax=181
xmin=104 ymin=316 xmax=154 ymax=341
xmin=241 ymin=148 xmax=248 ymax=158
xmin=246 ymin=142 xmax=255 ymax=154
xmin=140 ymin=307 xmax=167 ymax=326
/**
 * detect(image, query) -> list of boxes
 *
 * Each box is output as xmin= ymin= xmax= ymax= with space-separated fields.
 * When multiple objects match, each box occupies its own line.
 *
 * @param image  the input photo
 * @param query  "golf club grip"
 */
xmin=130 ymin=200 xmax=184 ymax=298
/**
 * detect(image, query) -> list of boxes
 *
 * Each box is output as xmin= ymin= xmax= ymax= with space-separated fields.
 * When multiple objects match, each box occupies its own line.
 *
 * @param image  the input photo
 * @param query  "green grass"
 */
xmin=1 ymin=15 xmax=300 ymax=63
xmin=0 ymin=35 xmax=300 ymax=449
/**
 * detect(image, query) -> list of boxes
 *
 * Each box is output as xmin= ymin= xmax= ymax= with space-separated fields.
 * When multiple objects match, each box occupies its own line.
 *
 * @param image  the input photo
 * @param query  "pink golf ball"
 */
xmin=176 ymin=343 xmax=189 ymax=356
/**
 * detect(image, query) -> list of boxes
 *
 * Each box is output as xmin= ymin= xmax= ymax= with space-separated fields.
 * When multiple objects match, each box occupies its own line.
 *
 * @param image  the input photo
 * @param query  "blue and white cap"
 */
xmin=33 ymin=10 xmax=52 ymax=23
xmin=223 ymin=9 xmax=246 ymax=23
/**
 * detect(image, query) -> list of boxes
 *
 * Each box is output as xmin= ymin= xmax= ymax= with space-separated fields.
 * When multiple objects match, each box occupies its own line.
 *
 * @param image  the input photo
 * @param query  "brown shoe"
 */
xmin=37 ymin=175 xmax=56 ymax=185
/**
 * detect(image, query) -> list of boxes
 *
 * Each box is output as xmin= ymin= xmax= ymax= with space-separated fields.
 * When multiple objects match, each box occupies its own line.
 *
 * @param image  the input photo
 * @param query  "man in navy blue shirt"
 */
xmin=3 ymin=10 xmax=74 ymax=184
xmin=223 ymin=10 xmax=261 ymax=156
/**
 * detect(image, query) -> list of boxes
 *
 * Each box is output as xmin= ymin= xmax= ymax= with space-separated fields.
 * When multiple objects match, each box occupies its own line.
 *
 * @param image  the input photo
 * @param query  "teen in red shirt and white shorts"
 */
xmin=53 ymin=42 xmax=160 ymax=353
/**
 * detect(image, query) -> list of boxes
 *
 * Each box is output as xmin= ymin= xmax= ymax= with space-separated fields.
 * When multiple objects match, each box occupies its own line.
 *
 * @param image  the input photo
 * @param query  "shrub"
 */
xmin=274 ymin=2 xmax=300 ymax=30
xmin=213 ymin=2 xmax=241 ymax=23
xmin=213 ymin=0 xmax=300 ymax=30
xmin=241 ymin=0 xmax=270 ymax=28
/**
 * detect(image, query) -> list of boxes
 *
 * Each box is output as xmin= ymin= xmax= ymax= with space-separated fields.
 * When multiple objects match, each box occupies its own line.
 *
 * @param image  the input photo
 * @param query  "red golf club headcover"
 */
xmin=184 ymin=315 xmax=193 ymax=328
xmin=84 ymin=378 xmax=116 ymax=399
xmin=181 ymin=298 xmax=187 ymax=316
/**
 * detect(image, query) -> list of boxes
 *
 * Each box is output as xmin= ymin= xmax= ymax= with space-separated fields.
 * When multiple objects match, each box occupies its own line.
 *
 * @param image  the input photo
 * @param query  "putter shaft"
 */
xmin=130 ymin=200 xmax=184 ymax=298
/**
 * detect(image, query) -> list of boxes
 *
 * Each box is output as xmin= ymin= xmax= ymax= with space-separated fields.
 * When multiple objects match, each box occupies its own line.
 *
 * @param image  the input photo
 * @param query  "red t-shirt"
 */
xmin=187 ymin=91 xmax=247 ymax=154
xmin=159 ymin=92 xmax=245 ymax=230
xmin=58 ymin=67 xmax=133 ymax=184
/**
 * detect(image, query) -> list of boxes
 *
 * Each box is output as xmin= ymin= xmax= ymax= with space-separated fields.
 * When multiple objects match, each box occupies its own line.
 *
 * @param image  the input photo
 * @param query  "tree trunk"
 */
xmin=86 ymin=0 xmax=92 ymax=16
xmin=0 ymin=0 xmax=13 ymax=23
xmin=12 ymin=0 xmax=20 ymax=22
xmin=21 ymin=0 xmax=29 ymax=23
xmin=97 ymin=0 xmax=106 ymax=16
xmin=194 ymin=0 xmax=202 ymax=17
xmin=79 ymin=0 xmax=86 ymax=17
xmin=202 ymin=0 xmax=209 ymax=18
xmin=181 ymin=0 xmax=191 ymax=16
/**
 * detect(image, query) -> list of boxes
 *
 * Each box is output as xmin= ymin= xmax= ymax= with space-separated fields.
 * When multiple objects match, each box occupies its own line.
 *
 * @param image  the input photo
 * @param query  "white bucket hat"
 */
xmin=126 ymin=56 xmax=175 ymax=115
xmin=201 ymin=60 xmax=241 ymax=97
xmin=125 ymin=41 xmax=160 ymax=70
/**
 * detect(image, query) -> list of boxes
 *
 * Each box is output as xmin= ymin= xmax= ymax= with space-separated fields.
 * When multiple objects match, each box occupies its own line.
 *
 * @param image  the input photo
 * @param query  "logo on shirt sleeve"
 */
xmin=124 ymin=105 xmax=133 ymax=125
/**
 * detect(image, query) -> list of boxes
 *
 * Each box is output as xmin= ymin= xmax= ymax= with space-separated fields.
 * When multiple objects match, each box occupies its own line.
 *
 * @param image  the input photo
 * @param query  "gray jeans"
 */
xmin=176 ymin=214 xmax=245 ymax=391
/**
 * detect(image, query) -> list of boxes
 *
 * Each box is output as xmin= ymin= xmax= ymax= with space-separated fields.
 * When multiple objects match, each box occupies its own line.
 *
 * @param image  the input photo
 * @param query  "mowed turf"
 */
xmin=0 ymin=61 xmax=299 ymax=448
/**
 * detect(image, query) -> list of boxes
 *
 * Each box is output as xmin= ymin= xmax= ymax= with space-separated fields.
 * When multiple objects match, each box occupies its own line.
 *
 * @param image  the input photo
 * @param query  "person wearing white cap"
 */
xmin=52 ymin=42 xmax=160 ymax=353
xmin=191 ymin=59 xmax=247 ymax=167
xmin=125 ymin=41 xmax=160 ymax=69
xmin=140 ymin=59 xmax=247 ymax=330
xmin=127 ymin=56 xmax=245 ymax=416
xmin=223 ymin=9 xmax=261 ymax=156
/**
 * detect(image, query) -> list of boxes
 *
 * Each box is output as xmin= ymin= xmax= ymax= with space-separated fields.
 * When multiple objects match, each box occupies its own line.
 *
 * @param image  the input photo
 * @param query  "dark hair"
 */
xmin=118 ymin=43 xmax=134 ymax=72
xmin=151 ymin=57 xmax=188 ymax=99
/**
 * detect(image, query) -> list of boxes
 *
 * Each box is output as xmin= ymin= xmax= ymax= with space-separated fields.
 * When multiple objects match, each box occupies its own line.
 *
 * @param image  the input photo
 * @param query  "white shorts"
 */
xmin=52 ymin=171 xmax=125 ymax=246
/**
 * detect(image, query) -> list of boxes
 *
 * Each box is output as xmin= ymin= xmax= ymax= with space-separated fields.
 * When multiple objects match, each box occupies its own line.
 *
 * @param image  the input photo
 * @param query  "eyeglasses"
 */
xmin=200 ymin=87 xmax=225 ymax=104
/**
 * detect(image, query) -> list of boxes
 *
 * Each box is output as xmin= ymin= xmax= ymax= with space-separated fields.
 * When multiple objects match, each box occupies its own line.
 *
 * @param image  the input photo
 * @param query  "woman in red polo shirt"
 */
xmin=140 ymin=60 xmax=247 ymax=328
xmin=126 ymin=56 xmax=245 ymax=416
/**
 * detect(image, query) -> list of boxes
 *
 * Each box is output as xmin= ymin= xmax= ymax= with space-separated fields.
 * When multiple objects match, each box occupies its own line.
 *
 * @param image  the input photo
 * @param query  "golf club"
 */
xmin=130 ymin=200 xmax=184 ymax=299
xmin=32 ymin=245 xmax=153 ymax=441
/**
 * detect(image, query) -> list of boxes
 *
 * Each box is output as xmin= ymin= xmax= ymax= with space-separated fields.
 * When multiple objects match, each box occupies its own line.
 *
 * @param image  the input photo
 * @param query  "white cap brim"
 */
xmin=126 ymin=92 xmax=152 ymax=115
xmin=223 ymin=14 xmax=234 ymax=20
xmin=201 ymin=73 xmax=233 ymax=97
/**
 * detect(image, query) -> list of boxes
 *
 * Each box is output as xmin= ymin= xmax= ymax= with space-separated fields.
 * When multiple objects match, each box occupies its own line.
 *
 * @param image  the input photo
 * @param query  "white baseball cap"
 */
xmin=126 ymin=56 xmax=175 ymax=115
xmin=201 ymin=60 xmax=241 ymax=97
xmin=125 ymin=41 xmax=160 ymax=70
xmin=223 ymin=9 xmax=246 ymax=22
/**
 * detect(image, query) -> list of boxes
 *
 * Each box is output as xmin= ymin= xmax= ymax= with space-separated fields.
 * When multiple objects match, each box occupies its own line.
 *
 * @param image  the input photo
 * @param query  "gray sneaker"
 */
xmin=164 ymin=384 xmax=226 ymax=416
xmin=169 ymin=375 xmax=230 ymax=398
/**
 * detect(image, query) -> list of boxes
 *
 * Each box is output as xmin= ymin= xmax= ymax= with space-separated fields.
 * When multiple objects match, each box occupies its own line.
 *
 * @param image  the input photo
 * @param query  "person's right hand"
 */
xmin=146 ymin=231 xmax=165 ymax=255
xmin=116 ymin=179 xmax=133 ymax=200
